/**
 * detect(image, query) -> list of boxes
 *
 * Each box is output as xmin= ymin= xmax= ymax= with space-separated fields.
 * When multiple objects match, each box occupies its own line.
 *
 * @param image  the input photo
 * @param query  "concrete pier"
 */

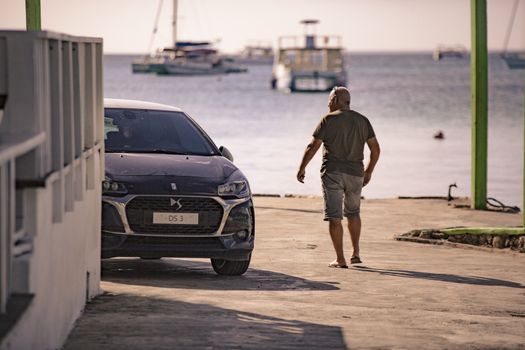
xmin=65 ymin=197 xmax=524 ymax=350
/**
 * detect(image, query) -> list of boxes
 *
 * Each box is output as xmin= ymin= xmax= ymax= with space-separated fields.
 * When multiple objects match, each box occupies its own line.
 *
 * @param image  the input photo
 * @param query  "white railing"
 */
xmin=0 ymin=30 xmax=103 ymax=323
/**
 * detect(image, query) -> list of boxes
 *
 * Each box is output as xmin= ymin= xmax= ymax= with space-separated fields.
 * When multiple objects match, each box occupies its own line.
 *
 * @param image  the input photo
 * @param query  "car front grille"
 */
xmin=126 ymin=196 xmax=223 ymax=235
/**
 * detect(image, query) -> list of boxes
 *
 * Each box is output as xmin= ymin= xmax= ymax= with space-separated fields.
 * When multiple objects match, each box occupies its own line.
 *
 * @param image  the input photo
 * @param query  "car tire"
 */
xmin=211 ymin=256 xmax=251 ymax=276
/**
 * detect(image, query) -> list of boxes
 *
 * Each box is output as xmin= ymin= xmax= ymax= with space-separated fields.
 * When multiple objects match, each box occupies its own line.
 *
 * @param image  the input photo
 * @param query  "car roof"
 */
xmin=104 ymin=98 xmax=183 ymax=112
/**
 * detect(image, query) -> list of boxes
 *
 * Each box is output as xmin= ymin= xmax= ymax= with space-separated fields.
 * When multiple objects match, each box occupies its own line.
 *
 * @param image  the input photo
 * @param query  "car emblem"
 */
xmin=170 ymin=198 xmax=183 ymax=210
xmin=170 ymin=183 xmax=177 ymax=190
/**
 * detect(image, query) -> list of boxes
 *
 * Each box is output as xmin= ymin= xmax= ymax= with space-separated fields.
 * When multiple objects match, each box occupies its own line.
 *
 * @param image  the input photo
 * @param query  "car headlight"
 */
xmin=218 ymin=180 xmax=249 ymax=198
xmin=102 ymin=178 xmax=128 ymax=196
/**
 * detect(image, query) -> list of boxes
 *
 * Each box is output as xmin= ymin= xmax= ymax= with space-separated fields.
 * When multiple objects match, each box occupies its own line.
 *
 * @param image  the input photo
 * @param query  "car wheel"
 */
xmin=211 ymin=256 xmax=251 ymax=276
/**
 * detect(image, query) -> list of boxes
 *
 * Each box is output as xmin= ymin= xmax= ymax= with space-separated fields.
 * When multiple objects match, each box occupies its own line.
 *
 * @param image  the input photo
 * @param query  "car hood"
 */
xmin=105 ymin=153 xmax=241 ymax=195
xmin=106 ymin=153 xmax=237 ymax=178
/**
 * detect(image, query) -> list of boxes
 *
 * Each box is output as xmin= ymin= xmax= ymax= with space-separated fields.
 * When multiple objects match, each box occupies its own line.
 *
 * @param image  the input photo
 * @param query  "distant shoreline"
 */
xmin=102 ymin=51 xmax=522 ymax=57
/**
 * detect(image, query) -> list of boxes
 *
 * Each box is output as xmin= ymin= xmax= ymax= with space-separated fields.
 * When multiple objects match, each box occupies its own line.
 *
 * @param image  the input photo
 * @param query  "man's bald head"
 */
xmin=328 ymin=86 xmax=351 ymax=112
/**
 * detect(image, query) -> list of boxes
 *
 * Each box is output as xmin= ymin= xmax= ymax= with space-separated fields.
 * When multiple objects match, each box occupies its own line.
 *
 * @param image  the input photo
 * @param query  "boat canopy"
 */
xmin=278 ymin=35 xmax=342 ymax=50
xmin=161 ymin=44 xmax=217 ymax=56
xmin=277 ymin=48 xmax=344 ymax=72
xmin=175 ymin=41 xmax=212 ymax=48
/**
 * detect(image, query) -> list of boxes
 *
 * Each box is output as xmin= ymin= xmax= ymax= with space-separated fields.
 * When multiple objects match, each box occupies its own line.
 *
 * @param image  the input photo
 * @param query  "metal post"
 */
xmin=470 ymin=0 xmax=488 ymax=209
xmin=523 ymin=69 xmax=525 ymax=226
xmin=25 ymin=0 xmax=41 ymax=31
xmin=172 ymin=0 xmax=178 ymax=47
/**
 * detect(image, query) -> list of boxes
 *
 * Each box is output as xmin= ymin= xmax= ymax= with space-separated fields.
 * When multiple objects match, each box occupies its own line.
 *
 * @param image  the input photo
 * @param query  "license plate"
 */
xmin=152 ymin=212 xmax=199 ymax=225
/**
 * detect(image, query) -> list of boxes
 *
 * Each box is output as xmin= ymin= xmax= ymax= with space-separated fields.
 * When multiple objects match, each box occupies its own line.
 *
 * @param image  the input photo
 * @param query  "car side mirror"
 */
xmin=219 ymin=146 xmax=234 ymax=162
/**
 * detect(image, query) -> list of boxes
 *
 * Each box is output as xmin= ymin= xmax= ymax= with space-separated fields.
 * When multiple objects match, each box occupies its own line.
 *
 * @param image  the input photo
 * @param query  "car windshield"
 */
xmin=104 ymin=109 xmax=219 ymax=156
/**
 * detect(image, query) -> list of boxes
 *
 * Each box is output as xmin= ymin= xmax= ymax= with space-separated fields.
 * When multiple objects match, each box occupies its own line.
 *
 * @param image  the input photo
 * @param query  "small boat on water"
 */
xmin=132 ymin=49 xmax=176 ymax=74
xmin=501 ymin=53 xmax=525 ymax=69
xmin=231 ymin=43 xmax=274 ymax=65
xmin=132 ymin=0 xmax=246 ymax=76
xmin=271 ymin=19 xmax=347 ymax=93
xmin=432 ymin=45 xmax=467 ymax=61
xmin=158 ymin=42 xmax=247 ymax=75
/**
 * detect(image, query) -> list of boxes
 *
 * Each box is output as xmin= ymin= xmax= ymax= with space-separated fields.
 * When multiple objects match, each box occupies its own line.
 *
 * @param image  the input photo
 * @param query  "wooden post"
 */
xmin=470 ymin=0 xmax=488 ymax=209
xmin=25 ymin=0 xmax=41 ymax=31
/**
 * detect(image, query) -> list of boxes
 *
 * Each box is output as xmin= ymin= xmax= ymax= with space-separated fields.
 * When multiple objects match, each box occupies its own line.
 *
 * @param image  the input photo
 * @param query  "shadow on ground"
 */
xmin=256 ymin=206 xmax=322 ymax=214
xmin=352 ymin=266 xmax=525 ymax=289
xmin=65 ymin=293 xmax=347 ymax=350
xmin=101 ymin=258 xmax=340 ymax=291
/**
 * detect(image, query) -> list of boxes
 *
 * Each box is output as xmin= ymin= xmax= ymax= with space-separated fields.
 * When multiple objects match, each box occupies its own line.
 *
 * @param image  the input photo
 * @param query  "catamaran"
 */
xmin=271 ymin=20 xmax=347 ymax=92
xmin=159 ymin=41 xmax=247 ymax=75
xmin=132 ymin=0 xmax=247 ymax=76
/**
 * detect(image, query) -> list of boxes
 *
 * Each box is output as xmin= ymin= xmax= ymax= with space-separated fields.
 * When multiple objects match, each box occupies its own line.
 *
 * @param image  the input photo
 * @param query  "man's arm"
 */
xmin=297 ymin=138 xmax=322 ymax=183
xmin=364 ymin=137 xmax=380 ymax=186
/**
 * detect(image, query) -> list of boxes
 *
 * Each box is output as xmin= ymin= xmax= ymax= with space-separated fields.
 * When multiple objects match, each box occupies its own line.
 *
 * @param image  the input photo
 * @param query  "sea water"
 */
xmin=104 ymin=53 xmax=524 ymax=207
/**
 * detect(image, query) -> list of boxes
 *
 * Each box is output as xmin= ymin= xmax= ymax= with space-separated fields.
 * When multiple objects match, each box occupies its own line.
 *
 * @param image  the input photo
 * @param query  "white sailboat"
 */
xmin=132 ymin=0 xmax=247 ymax=75
xmin=160 ymin=41 xmax=247 ymax=75
xmin=132 ymin=0 xmax=173 ymax=74
xmin=501 ymin=0 xmax=525 ymax=70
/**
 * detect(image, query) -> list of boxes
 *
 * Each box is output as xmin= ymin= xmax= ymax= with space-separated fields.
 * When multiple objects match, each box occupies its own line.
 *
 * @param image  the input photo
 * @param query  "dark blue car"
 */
xmin=101 ymin=99 xmax=254 ymax=275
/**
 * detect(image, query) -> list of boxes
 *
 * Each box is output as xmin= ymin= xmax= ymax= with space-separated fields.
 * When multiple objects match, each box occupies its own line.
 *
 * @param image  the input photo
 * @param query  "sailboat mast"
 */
xmin=172 ymin=0 xmax=178 ymax=47
xmin=502 ymin=0 xmax=520 ymax=54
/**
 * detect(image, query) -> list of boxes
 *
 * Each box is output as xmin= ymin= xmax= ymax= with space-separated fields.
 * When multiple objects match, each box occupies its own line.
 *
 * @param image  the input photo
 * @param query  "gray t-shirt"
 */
xmin=313 ymin=109 xmax=376 ymax=177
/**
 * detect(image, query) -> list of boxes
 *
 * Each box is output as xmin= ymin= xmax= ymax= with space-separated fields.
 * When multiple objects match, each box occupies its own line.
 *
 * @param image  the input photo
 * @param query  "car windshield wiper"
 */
xmin=125 ymin=149 xmax=186 ymax=155
xmin=105 ymin=149 xmax=218 ymax=156
xmin=190 ymin=152 xmax=220 ymax=156
xmin=147 ymin=150 xmax=220 ymax=156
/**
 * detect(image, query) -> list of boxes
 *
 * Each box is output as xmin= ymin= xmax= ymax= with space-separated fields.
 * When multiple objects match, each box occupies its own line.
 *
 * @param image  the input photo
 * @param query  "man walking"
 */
xmin=297 ymin=87 xmax=380 ymax=268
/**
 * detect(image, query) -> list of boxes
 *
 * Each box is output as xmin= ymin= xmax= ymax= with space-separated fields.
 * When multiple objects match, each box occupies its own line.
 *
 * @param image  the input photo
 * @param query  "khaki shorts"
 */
xmin=321 ymin=171 xmax=363 ymax=220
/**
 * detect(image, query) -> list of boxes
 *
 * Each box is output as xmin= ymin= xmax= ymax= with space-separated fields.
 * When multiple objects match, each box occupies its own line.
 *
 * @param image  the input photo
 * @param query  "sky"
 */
xmin=1 ymin=0 xmax=524 ymax=54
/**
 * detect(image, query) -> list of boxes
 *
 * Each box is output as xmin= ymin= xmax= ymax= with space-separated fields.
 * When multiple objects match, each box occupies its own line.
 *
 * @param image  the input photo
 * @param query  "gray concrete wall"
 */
xmin=0 ymin=31 xmax=104 ymax=350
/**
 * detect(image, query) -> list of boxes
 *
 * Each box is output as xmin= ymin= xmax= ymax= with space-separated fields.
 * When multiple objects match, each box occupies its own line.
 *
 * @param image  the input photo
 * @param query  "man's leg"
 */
xmin=329 ymin=218 xmax=346 ymax=264
xmin=322 ymin=172 xmax=346 ymax=266
xmin=343 ymin=174 xmax=364 ymax=261
xmin=347 ymin=216 xmax=361 ymax=258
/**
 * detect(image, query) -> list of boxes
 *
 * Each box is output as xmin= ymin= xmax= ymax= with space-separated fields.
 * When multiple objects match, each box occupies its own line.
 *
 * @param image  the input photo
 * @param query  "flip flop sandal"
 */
xmin=350 ymin=257 xmax=362 ymax=264
xmin=328 ymin=262 xmax=348 ymax=269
